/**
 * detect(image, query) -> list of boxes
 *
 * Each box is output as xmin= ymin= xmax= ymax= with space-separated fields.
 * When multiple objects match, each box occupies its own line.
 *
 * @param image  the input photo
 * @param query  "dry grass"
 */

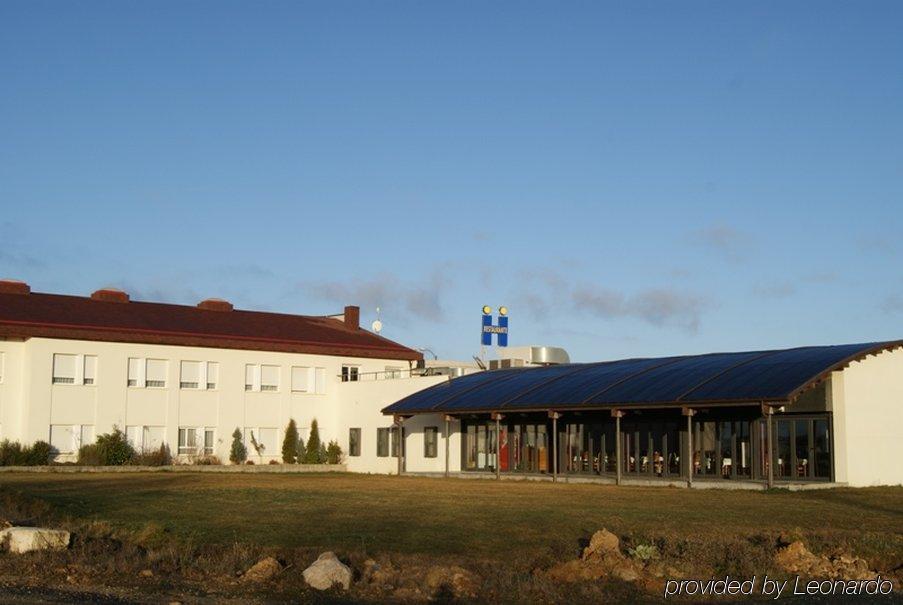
xmin=0 ymin=473 xmax=901 ymax=602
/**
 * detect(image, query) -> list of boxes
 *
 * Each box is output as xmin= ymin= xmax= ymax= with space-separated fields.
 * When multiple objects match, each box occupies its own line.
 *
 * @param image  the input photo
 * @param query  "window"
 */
xmin=349 ymin=428 xmax=361 ymax=457
xmin=204 ymin=428 xmax=215 ymax=455
xmin=245 ymin=364 xmax=256 ymax=391
xmin=341 ymin=365 xmax=359 ymax=382
xmin=180 ymin=361 xmax=201 ymax=389
xmin=206 ymin=362 xmax=218 ymax=389
xmin=244 ymin=427 xmax=277 ymax=456
xmin=314 ymin=368 xmax=326 ymax=394
xmin=83 ymin=356 xmax=97 ymax=385
xmin=245 ymin=364 xmax=278 ymax=391
xmin=291 ymin=366 xmax=310 ymax=392
xmin=424 ymin=426 xmax=439 ymax=458
xmin=260 ymin=365 xmax=279 ymax=391
xmin=53 ymin=354 xmax=97 ymax=385
xmin=128 ymin=358 xmax=140 ymax=387
xmin=52 ymin=354 xmax=77 ymax=384
xmin=126 ymin=425 xmax=165 ymax=452
xmin=178 ymin=428 xmax=197 ymax=455
xmin=50 ymin=425 xmax=77 ymax=453
xmin=80 ymin=425 xmax=95 ymax=449
xmin=377 ymin=428 xmax=390 ymax=457
xmin=145 ymin=359 xmax=167 ymax=388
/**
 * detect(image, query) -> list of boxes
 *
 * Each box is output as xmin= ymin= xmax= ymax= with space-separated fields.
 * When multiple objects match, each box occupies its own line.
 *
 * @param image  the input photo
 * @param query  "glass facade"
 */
xmin=460 ymin=409 xmax=832 ymax=482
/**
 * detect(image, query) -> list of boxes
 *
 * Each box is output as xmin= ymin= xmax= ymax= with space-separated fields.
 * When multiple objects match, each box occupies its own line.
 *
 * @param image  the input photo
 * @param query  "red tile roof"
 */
xmin=0 ymin=286 xmax=422 ymax=361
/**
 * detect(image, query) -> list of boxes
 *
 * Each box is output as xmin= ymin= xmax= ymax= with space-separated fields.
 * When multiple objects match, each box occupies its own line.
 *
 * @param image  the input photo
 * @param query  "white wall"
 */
xmin=832 ymin=348 xmax=903 ymax=486
xmin=0 ymin=337 xmax=446 ymax=468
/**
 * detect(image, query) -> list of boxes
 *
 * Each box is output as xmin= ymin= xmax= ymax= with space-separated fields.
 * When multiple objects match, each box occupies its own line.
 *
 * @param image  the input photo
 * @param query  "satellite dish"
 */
xmin=371 ymin=319 xmax=383 ymax=334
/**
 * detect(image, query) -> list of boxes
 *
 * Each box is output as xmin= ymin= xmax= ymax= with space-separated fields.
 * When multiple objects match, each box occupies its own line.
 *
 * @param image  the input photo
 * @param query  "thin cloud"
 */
xmin=752 ymin=282 xmax=797 ymax=299
xmin=572 ymin=286 xmax=705 ymax=333
xmin=305 ymin=270 xmax=452 ymax=323
xmin=692 ymin=224 xmax=752 ymax=263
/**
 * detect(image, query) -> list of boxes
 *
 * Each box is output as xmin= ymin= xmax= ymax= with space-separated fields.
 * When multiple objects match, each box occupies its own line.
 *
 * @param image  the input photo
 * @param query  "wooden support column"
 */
xmin=444 ymin=414 xmax=453 ymax=478
xmin=762 ymin=403 xmax=774 ymax=489
xmin=611 ymin=409 xmax=624 ymax=486
xmin=491 ymin=412 xmax=504 ymax=480
xmin=549 ymin=411 xmax=560 ymax=482
xmin=682 ymin=407 xmax=695 ymax=488
xmin=394 ymin=414 xmax=405 ymax=476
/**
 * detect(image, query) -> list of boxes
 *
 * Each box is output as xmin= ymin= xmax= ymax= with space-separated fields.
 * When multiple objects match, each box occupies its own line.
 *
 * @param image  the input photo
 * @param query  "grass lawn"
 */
xmin=2 ymin=472 xmax=901 ymax=566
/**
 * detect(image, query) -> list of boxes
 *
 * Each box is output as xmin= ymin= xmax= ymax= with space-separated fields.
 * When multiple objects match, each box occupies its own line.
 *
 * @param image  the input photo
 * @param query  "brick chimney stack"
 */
xmin=344 ymin=305 xmax=360 ymax=330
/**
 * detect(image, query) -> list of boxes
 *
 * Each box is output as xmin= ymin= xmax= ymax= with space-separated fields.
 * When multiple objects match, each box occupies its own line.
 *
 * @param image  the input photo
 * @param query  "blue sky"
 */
xmin=1 ymin=1 xmax=901 ymax=362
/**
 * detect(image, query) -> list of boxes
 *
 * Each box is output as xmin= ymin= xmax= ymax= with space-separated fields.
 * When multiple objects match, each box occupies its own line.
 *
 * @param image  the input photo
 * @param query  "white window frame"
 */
xmin=145 ymin=359 xmax=168 ymax=388
xmin=291 ymin=366 xmax=311 ymax=392
xmin=341 ymin=364 xmax=359 ymax=383
xmin=206 ymin=362 xmax=219 ymax=390
xmin=180 ymin=360 xmax=202 ymax=390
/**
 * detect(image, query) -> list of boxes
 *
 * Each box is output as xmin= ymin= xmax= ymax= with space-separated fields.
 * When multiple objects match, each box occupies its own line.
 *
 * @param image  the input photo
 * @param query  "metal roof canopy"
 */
xmin=383 ymin=341 xmax=903 ymax=415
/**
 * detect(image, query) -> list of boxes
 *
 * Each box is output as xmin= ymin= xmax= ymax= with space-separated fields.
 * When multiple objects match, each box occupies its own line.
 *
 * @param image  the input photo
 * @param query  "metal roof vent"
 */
xmin=91 ymin=288 xmax=130 ymax=303
xmin=0 ymin=279 xmax=31 ymax=295
xmin=197 ymin=298 xmax=234 ymax=312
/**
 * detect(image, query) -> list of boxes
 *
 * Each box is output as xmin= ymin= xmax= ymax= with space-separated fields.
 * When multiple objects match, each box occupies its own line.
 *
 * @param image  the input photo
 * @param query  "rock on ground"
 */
xmin=775 ymin=541 xmax=876 ymax=581
xmin=302 ymin=552 xmax=352 ymax=591
xmin=239 ymin=556 xmax=283 ymax=584
xmin=423 ymin=565 xmax=479 ymax=599
xmin=543 ymin=528 xmax=644 ymax=584
xmin=0 ymin=527 xmax=70 ymax=554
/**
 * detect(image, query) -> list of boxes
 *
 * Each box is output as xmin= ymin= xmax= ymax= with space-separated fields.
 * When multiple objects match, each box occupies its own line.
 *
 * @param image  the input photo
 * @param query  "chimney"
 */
xmin=91 ymin=288 xmax=130 ymax=303
xmin=197 ymin=298 xmax=234 ymax=312
xmin=343 ymin=305 xmax=360 ymax=330
xmin=0 ymin=279 xmax=31 ymax=295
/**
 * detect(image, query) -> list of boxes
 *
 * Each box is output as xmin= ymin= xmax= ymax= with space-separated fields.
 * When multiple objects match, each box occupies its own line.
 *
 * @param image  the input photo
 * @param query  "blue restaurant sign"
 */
xmin=481 ymin=306 xmax=509 ymax=347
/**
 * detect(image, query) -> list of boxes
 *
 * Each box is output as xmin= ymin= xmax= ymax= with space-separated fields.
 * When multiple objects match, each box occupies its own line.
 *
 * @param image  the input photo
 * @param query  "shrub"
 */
xmin=303 ymin=419 xmax=322 ymax=464
xmin=326 ymin=440 xmax=343 ymax=464
xmin=25 ymin=441 xmax=52 ymax=466
xmin=79 ymin=427 xmax=134 ymax=466
xmin=131 ymin=443 xmax=172 ymax=466
xmin=282 ymin=419 xmax=299 ymax=463
xmin=0 ymin=439 xmax=52 ymax=466
xmin=229 ymin=428 xmax=246 ymax=465
xmin=194 ymin=455 xmax=221 ymax=466
xmin=628 ymin=544 xmax=659 ymax=562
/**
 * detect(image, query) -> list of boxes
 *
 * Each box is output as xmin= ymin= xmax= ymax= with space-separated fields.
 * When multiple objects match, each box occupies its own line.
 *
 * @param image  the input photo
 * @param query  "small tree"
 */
xmin=326 ymin=440 xmax=343 ymax=464
xmin=85 ymin=427 xmax=134 ymax=466
xmin=303 ymin=419 xmax=322 ymax=464
xmin=282 ymin=419 xmax=299 ymax=463
xmin=229 ymin=428 xmax=247 ymax=465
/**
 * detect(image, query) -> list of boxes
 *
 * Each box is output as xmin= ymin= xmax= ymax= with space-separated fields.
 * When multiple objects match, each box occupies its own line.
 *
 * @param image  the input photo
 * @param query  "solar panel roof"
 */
xmin=383 ymin=341 xmax=901 ymax=415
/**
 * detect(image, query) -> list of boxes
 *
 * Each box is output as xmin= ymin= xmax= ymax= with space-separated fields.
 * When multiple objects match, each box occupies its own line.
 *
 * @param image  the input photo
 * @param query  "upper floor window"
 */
xmin=128 ymin=358 xmax=168 ymax=388
xmin=260 ymin=365 xmax=279 ymax=391
xmin=341 ymin=365 xmax=359 ymax=382
xmin=52 ymin=354 xmax=97 ymax=386
xmin=245 ymin=364 xmax=280 ymax=392
xmin=180 ymin=361 xmax=219 ymax=390
xmin=291 ymin=366 xmax=310 ymax=392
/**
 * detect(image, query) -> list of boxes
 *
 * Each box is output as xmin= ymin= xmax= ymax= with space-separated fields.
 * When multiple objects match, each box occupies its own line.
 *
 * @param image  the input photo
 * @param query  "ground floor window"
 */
xmin=424 ymin=426 xmax=438 ymax=458
xmin=772 ymin=417 xmax=831 ymax=480
xmin=458 ymin=409 xmax=832 ymax=482
xmin=349 ymin=428 xmax=361 ymax=457
xmin=377 ymin=427 xmax=390 ymax=457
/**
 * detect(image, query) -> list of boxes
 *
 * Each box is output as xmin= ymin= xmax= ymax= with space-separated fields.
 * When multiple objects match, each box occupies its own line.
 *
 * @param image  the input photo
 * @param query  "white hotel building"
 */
xmin=0 ymin=279 xmax=460 ymax=473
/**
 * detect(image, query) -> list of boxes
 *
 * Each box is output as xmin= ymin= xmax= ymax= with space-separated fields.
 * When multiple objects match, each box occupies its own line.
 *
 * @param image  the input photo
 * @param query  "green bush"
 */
xmin=78 ymin=428 xmax=134 ymax=466
xmin=303 ymin=419 xmax=323 ymax=464
xmin=326 ymin=440 xmax=343 ymax=464
xmin=0 ymin=439 xmax=52 ymax=466
xmin=282 ymin=419 xmax=299 ymax=463
xmin=229 ymin=428 xmax=247 ymax=465
xmin=25 ymin=441 xmax=52 ymax=466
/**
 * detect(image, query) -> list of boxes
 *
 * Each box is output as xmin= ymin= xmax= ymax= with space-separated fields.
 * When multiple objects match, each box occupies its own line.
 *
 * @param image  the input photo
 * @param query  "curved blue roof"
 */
xmin=383 ymin=341 xmax=902 ymax=415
